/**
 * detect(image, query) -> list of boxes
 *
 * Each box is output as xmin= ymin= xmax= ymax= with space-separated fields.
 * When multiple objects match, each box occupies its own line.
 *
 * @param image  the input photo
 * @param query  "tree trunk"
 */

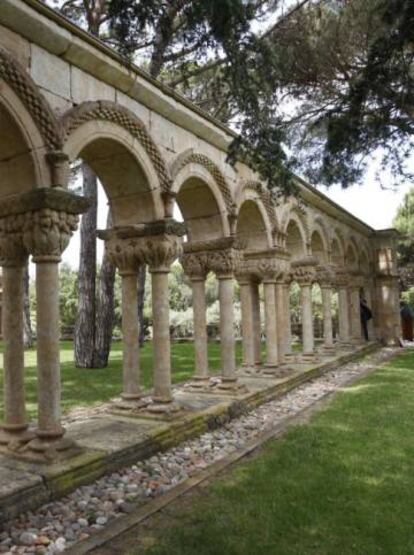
xmin=23 ymin=262 xmax=33 ymax=349
xmin=93 ymin=210 xmax=116 ymax=367
xmin=74 ymin=163 xmax=97 ymax=368
xmin=137 ymin=265 xmax=146 ymax=347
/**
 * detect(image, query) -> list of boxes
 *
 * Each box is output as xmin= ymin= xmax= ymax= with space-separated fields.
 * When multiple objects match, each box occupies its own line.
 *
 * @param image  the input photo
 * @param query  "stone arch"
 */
xmin=61 ymin=100 xmax=171 ymax=191
xmin=236 ymin=198 xmax=273 ymax=250
xmin=239 ymin=181 xmax=278 ymax=229
xmin=345 ymin=239 xmax=359 ymax=270
xmin=359 ymin=245 xmax=371 ymax=275
xmin=0 ymin=49 xmax=54 ymax=195
xmin=331 ymin=228 xmax=346 ymax=267
xmin=171 ymin=150 xmax=234 ymax=214
xmin=282 ymin=207 xmax=308 ymax=259
xmin=171 ymin=160 xmax=229 ymax=241
xmin=61 ymin=104 xmax=166 ymax=224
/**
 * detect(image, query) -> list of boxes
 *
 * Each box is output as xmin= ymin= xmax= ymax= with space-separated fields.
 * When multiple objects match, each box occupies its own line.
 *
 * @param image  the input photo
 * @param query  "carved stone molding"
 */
xmin=335 ymin=270 xmax=349 ymax=288
xmin=317 ymin=264 xmax=336 ymax=288
xmin=0 ymin=46 xmax=62 ymax=150
xmin=99 ymin=219 xmax=186 ymax=273
xmin=180 ymin=252 xmax=209 ymax=280
xmin=60 ymin=101 xmax=172 ymax=192
xmin=0 ymin=189 xmax=90 ymax=263
xmin=239 ymin=248 xmax=289 ymax=283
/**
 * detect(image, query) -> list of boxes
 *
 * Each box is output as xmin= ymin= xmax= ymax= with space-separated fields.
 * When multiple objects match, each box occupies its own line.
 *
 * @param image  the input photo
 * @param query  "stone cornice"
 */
xmin=97 ymin=219 xmax=186 ymax=242
xmin=0 ymin=188 xmax=90 ymax=218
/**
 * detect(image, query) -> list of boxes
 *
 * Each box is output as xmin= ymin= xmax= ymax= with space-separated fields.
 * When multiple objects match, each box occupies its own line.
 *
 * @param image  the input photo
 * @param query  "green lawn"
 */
xmin=0 ymin=341 xmax=244 ymax=419
xmin=139 ymin=349 xmax=414 ymax=555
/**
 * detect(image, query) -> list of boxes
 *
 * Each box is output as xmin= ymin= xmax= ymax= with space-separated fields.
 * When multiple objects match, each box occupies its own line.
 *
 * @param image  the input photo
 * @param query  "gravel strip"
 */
xmin=0 ymin=347 xmax=400 ymax=554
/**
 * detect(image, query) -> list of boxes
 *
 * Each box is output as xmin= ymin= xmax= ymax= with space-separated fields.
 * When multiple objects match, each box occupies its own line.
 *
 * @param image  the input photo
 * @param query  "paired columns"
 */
xmin=0 ymin=189 xmax=89 ymax=456
xmin=102 ymin=220 xmax=185 ymax=406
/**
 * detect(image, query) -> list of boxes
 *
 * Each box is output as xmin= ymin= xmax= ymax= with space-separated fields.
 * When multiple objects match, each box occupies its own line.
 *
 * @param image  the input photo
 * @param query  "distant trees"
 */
xmin=393 ymin=189 xmax=414 ymax=305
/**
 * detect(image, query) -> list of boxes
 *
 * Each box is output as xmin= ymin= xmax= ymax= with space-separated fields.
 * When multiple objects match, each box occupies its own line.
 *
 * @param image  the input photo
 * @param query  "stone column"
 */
xmin=238 ymin=277 xmax=255 ymax=371
xmin=300 ymin=282 xmax=315 ymax=360
xmin=263 ymin=278 xmax=279 ymax=370
xmin=349 ymin=285 xmax=362 ymax=343
xmin=190 ymin=277 xmax=209 ymax=382
xmin=120 ymin=271 xmax=141 ymax=400
xmin=209 ymin=240 xmax=243 ymax=392
xmin=103 ymin=221 xmax=185 ymax=409
xmin=364 ymin=283 xmax=375 ymax=341
xmin=251 ymin=281 xmax=262 ymax=367
xmin=22 ymin=190 xmax=89 ymax=457
xmin=283 ymin=282 xmax=294 ymax=358
xmin=181 ymin=253 xmax=209 ymax=384
xmin=0 ymin=243 xmax=33 ymax=446
xmin=321 ymin=285 xmax=335 ymax=351
xmin=218 ymin=274 xmax=237 ymax=385
xmin=275 ymin=281 xmax=286 ymax=363
xmin=338 ymin=285 xmax=351 ymax=344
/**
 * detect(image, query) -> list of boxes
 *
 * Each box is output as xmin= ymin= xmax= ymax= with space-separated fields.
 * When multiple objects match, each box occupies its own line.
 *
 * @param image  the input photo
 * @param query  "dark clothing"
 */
xmin=401 ymin=304 xmax=414 ymax=341
xmin=360 ymin=301 xmax=372 ymax=341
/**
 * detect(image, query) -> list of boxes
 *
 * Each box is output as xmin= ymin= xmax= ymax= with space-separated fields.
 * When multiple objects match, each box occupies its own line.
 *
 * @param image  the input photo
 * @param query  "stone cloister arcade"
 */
xmin=0 ymin=0 xmax=400 ymax=464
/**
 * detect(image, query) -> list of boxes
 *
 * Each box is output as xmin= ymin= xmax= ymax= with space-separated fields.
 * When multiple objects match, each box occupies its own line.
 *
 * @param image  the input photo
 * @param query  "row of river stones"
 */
xmin=0 ymin=348 xmax=398 ymax=554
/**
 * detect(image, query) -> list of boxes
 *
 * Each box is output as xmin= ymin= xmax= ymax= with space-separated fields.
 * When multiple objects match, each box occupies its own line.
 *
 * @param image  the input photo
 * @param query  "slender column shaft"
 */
xmin=275 ymin=283 xmax=286 ymax=363
xmin=151 ymin=270 xmax=172 ymax=402
xmin=301 ymin=283 xmax=314 ymax=355
xmin=36 ymin=261 xmax=64 ymax=438
xmin=321 ymin=286 xmax=334 ymax=349
xmin=338 ymin=287 xmax=350 ymax=343
xmin=1 ymin=264 xmax=27 ymax=433
xmin=191 ymin=278 xmax=209 ymax=380
xmin=263 ymin=281 xmax=278 ymax=367
xmin=284 ymin=284 xmax=293 ymax=355
xmin=219 ymin=277 xmax=236 ymax=381
xmin=251 ymin=282 xmax=262 ymax=365
xmin=349 ymin=287 xmax=362 ymax=341
xmin=121 ymin=272 xmax=141 ymax=399
xmin=239 ymin=280 xmax=255 ymax=368
xmin=364 ymin=286 xmax=374 ymax=339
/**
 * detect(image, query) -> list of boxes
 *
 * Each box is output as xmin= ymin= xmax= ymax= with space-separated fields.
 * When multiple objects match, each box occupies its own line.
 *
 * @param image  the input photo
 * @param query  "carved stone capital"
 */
xmin=335 ymin=270 xmax=349 ymax=287
xmin=242 ymin=249 xmax=289 ymax=283
xmin=99 ymin=219 xmax=186 ymax=273
xmin=0 ymin=189 xmax=89 ymax=264
xmin=291 ymin=256 xmax=318 ymax=285
xmin=180 ymin=252 xmax=209 ymax=280
xmin=0 ymin=215 xmax=28 ymax=267
xmin=182 ymin=237 xmax=244 ymax=278
xmin=317 ymin=264 xmax=336 ymax=288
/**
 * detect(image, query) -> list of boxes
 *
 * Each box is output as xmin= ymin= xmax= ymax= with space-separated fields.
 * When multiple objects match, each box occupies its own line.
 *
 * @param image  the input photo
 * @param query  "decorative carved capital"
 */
xmin=208 ymin=246 xmax=243 ymax=278
xmin=317 ymin=264 xmax=336 ymax=288
xmin=335 ymin=270 xmax=349 ymax=287
xmin=0 ymin=215 xmax=28 ymax=267
xmin=242 ymin=249 xmax=289 ymax=283
xmin=0 ymin=189 xmax=89 ymax=263
xmin=180 ymin=252 xmax=209 ymax=280
xmin=99 ymin=219 xmax=186 ymax=273
xmin=23 ymin=210 xmax=80 ymax=263
xmin=182 ymin=237 xmax=244 ymax=278
xmin=291 ymin=256 xmax=318 ymax=285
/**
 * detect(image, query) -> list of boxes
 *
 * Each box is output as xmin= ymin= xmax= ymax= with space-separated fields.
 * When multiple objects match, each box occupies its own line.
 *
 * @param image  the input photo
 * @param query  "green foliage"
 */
xmin=393 ymin=188 xmax=414 ymax=267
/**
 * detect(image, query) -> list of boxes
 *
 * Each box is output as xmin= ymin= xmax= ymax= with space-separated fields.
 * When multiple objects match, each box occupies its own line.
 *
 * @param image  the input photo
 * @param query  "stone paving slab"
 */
xmin=0 ymin=343 xmax=379 ymax=526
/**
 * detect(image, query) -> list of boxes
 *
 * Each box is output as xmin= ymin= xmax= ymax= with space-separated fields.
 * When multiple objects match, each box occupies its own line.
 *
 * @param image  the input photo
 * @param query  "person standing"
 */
xmin=400 ymin=301 xmax=414 ymax=342
xmin=360 ymin=298 xmax=373 ymax=341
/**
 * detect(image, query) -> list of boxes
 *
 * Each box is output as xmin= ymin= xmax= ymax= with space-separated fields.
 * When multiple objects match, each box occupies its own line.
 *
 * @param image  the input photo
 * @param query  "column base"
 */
xmin=262 ymin=363 xmax=280 ymax=375
xmin=214 ymin=377 xmax=248 ymax=395
xmin=0 ymin=427 xmax=35 ymax=449
xmin=182 ymin=376 xmax=211 ymax=393
xmin=113 ymin=395 xmax=150 ymax=411
xmin=321 ymin=345 xmax=336 ymax=355
xmin=297 ymin=352 xmax=319 ymax=364
xmin=10 ymin=434 xmax=84 ymax=464
xmin=238 ymin=364 xmax=262 ymax=377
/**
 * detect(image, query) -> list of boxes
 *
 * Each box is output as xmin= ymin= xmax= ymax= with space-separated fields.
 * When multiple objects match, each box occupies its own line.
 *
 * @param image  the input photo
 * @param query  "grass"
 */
xmin=137 ymin=349 xmax=414 ymax=555
xmin=0 ymin=341 xmax=245 ymax=419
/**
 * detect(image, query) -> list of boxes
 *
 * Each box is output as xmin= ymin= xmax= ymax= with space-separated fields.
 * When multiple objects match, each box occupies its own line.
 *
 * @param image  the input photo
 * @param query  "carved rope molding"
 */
xmin=0 ymin=46 xmax=62 ymax=150
xmin=60 ymin=101 xmax=172 ymax=192
xmin=171 ymin=151 xmax=235 ymax=213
